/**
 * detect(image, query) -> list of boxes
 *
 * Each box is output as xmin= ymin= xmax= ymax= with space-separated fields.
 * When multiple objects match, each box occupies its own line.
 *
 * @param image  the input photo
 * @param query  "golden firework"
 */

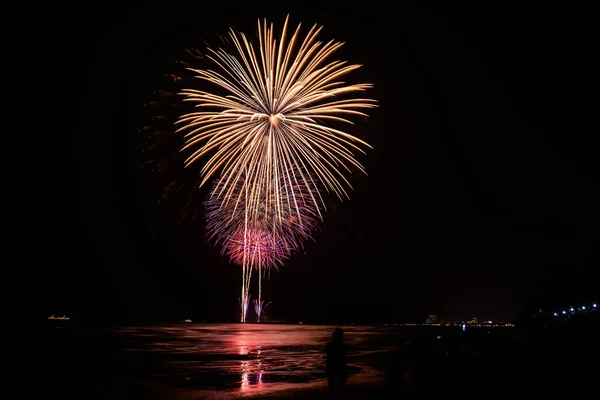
xmin=176 ymin=15 xmax=376 ymax=228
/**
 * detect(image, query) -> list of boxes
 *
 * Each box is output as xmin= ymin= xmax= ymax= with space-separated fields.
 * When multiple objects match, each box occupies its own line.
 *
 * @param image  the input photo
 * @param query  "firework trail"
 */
xmin=205 ymin=169 xmax=321 ymax=321
xmin=227 ymin=224 xmax=291 ymax=321
xmin=228 ymin=227 xmax=287 ymax=322
xmin=189 ymin=13 xmax=378 ymax=319
xmin=240 ymin=294 xmax=250 ymax=323
xmin=145 ymin=16 xmax=375 ymax=322
xmin=253 ymin=299 xmax=271 ymax=323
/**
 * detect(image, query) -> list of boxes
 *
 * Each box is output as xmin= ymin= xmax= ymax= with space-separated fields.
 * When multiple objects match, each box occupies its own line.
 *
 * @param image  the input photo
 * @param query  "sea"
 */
xmin=45 ymin=321 xmax=597 ymax=399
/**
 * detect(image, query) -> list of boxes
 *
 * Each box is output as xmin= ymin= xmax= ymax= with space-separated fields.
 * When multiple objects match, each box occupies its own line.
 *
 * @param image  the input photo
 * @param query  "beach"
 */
xmin=46 ymin=320 xmax=598 ymax=399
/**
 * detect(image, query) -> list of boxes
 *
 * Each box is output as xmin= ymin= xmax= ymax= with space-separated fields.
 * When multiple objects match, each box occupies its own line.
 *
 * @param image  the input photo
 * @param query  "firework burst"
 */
xmin=144 ymin=16 xmax=375 ymax=322
xmin=204 ymin=168 xmax=321 ymax=322
xmin=204 ymin=167 xmax=321 ymax=255
xmin=176 ymin=15 xmax=376 ymax=228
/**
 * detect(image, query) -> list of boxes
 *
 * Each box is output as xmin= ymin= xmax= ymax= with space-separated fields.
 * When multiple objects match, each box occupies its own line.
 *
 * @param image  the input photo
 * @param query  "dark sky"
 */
xmin=40 ymin=4 xmax=598 ymax=324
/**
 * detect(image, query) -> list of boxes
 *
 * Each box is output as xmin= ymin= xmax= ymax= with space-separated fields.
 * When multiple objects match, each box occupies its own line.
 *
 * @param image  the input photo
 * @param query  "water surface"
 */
xmin=48 ymin=323 xmax=409 ymax=398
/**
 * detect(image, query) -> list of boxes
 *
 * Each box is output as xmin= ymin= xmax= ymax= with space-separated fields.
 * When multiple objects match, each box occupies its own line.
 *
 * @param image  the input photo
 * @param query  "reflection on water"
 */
xmin=51 ymin=320 xmax=587 ymax=398
xmin=52 ymin=323 xmax=412 ymax=398
xmin=108 ymin=323 xmax=403 ymax=396
xmin=239 ymin=357 xmax=264 ymax=393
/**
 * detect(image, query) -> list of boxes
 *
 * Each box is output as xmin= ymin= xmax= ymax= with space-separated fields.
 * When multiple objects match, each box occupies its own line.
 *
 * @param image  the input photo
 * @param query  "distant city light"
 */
xmin=570 ymin=308 xmax=574 ymax=312
xmin=553 ymin=312 xmax=558 ymax=316
xmin=594 ymin=304 xmax=597 ymax=308
xmin=562 ymin=311 xmax=566 ymax=314
xmin=582 ymin=306 xmax=586 ymax=310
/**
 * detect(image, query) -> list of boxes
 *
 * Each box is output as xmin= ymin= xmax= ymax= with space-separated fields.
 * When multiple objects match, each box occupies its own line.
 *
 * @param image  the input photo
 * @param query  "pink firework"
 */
xmin=226 ymin=226 xmax=293 ymax=270
xmin=204 ymin=168 xmax=322 ymax=258
xmin=204 ymin=169 xmax=322 ymax=322
xmin=253 ymin=299 xmax=271 ymax=323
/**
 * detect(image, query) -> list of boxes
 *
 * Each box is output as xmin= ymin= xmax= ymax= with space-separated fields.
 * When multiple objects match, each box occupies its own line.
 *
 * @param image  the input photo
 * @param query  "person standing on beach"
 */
xmin=325 ymin=328 xmax=348 ymax=393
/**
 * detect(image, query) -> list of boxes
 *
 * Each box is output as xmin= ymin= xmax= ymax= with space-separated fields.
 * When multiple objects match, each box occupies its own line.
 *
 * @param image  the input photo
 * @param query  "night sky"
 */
xmin=40 ymin=4 xmax=598 ymax=324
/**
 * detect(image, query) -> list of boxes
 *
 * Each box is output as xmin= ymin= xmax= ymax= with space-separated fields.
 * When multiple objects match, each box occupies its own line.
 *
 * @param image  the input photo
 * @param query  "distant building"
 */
xmin=467 ymin=317 xmax=478 ymax=325
xmin=425 ymin=314 xmax=438 ymax=324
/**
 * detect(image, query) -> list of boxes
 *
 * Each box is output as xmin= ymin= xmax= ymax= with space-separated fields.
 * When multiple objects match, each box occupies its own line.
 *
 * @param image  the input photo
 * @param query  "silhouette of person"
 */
xmin=325 ymin=328 xmax=348 ymax=393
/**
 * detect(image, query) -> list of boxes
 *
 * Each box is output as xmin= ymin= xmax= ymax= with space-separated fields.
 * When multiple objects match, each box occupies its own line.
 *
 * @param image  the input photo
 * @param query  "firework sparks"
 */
xmin=204 ymin=167 xmax=321 ymax=255
xmin=229 ymin=226 xmax=291 ymax=321
xmin=226 ymin=226 xmax=292 ymax=269
xmin=205 ymin=168 xmax=321 ymax=322
xmin=253 ymin=299 xmax=271 ymax=323
xmin=176 ymin=15 xmax=376 ymax=227
xmin=145 ymin=16 xmax=375 ymax=322
xmin=240 ymin=295 xmax=250 ymax=323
